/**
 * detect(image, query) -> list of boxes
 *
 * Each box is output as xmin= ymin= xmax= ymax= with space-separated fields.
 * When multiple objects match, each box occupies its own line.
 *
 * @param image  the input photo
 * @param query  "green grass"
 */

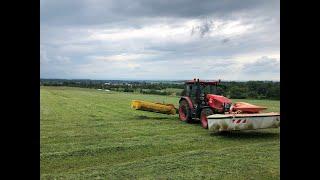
xmin=40 ymin=86 xmax=280 ymax=179
xmin=164 ymin=88 xmax=183 ymax=95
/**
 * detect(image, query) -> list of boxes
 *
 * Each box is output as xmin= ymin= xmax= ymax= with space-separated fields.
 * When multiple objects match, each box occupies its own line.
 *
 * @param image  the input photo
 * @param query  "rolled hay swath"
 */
xmin=131 ymin=100 xmax=176 ymax=115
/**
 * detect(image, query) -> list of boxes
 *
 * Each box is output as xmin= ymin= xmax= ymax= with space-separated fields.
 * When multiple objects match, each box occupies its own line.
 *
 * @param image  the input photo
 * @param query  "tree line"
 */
xmin=40 ymin=79 xmax=279 ymax=100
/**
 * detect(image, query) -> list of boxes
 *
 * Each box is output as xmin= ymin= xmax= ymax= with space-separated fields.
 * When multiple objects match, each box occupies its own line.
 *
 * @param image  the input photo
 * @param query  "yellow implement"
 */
xmin=131 ymin=100 xmax=176 ymax=115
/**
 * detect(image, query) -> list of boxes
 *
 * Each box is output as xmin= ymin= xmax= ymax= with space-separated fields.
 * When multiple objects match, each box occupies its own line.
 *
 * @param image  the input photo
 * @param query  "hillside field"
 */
xmin=40 ymin=86 xmax=280 ymax=179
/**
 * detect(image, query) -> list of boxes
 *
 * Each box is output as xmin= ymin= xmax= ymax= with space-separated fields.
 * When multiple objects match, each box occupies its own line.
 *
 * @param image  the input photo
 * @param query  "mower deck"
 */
xmin=207 ymin=112 xmax=280 ymax=132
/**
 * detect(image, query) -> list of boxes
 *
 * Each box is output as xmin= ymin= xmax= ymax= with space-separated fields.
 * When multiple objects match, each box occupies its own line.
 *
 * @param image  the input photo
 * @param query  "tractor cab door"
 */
xmin=185 ymin=84 xmax=197 ymax=107
xmin=188 ymin=84 xmax=202 ymax=108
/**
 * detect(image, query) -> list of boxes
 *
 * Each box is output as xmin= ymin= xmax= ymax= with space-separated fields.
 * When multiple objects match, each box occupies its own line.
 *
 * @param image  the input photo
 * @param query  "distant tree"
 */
xmin=228 ymin=86 xmax=248 ymax=99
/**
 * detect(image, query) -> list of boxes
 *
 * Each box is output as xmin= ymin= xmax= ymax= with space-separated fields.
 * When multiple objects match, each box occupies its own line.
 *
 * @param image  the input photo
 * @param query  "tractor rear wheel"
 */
xmin=179 ymin=99 xmax=192 ymax=123
xmin=200 ymin=108 xmax=214 ymax=129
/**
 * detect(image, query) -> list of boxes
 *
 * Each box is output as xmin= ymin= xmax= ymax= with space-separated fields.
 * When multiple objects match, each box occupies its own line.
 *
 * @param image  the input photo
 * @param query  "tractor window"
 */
xmin=190 ymin=85 xmax=197 ymax=98
xmin=202 ymin=85 xmax=216 ymax=94
xmin=184 ymin=84 xmax=201 ymax=104
xmin=185 ymin=85 xmax=192 ymax=96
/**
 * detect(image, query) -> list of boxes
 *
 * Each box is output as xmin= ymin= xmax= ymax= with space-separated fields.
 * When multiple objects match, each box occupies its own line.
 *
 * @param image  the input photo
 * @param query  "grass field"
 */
xmin=40 ymin=86 xmax=280 ymax=179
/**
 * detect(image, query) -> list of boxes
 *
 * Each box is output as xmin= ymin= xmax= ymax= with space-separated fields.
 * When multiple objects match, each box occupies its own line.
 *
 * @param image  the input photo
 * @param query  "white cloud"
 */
xmin=40 ymin=46 xmax=50 ymax=64
xmin=88 ymin=18 xmax=253 ymax=44
xmin=55 ymin=56 xmax=71 ymax=64
xmin=127 ymin=63 xmax=141 ymax=69
xmin=90 ymin=53 xmax=147 ymax=62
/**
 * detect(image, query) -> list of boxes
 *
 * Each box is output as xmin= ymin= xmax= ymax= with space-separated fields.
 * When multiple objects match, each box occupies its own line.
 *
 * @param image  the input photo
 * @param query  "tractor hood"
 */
xmin=206 ymin=94 xmax=232 ymax=104
xmin=206 ymin=94 xmax=232 ymax=113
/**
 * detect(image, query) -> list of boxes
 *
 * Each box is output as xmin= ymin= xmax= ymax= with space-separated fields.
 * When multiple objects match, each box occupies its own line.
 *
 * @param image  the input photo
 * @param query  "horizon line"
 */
xmin=40 ymin=78 xmax=280 ymax=82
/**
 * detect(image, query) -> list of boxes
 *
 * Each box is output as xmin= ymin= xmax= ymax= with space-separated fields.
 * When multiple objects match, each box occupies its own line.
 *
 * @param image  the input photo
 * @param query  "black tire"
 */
xmin=179 ymin=99 xmax=193 ymax=123
xmin=200 ymin=108 xmax=214 ymax=129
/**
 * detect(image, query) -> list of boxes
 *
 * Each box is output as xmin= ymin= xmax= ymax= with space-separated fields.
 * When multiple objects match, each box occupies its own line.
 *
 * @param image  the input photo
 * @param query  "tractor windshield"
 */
xmin=202 ymin=85 xmax=216 ymax=94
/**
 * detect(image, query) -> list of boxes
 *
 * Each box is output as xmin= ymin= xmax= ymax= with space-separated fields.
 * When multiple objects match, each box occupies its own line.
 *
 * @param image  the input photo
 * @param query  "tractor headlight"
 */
xmin=224 ymin=103 xmax=231 ymax=111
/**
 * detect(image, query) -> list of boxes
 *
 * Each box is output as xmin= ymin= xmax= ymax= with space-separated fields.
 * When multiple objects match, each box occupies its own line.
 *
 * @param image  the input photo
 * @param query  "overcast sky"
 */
xmin=40 ymin=0 xmax=280 ymax=81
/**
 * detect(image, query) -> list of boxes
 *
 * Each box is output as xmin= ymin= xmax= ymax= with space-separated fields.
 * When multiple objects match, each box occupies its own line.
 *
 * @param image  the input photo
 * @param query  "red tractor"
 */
xmin=178 ymin=79 xmax=228 ymax=128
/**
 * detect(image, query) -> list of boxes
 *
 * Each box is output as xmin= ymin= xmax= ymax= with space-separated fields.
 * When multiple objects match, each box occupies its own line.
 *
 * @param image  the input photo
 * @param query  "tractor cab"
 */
xmin=184 ymin=80 xmax=218 ymax=98
xmin=183 ymin=79 xmax=218 ymax=106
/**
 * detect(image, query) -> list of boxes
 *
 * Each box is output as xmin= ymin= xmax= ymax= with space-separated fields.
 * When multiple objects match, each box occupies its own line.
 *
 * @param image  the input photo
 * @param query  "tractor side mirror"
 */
xmin=200 ymin=93 xmax=205 ymax=100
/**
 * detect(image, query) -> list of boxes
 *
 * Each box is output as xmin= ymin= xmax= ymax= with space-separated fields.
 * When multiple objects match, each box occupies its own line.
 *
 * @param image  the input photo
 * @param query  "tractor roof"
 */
xmin=185 ymin=79 xmax=220 ymax=85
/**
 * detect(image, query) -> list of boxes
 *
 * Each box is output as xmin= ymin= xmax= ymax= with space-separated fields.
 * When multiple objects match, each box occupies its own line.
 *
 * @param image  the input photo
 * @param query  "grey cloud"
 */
xmin=191 ymin=19 xmax=214 ymax=37
xmin=242 ymin=56 xmax=280 ymax=73
xmin=222 ymin=38 xmax=230 ymax=44
xmin=41 ymin=0 xmax=278 ymax=26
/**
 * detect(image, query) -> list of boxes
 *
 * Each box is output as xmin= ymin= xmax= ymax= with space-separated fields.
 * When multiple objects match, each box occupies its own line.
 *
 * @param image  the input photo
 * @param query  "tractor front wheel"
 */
xmin=179 ymin=99 xmax=192 ymax=123
xmin=200 ymin=108 xmax=214 ymax=129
